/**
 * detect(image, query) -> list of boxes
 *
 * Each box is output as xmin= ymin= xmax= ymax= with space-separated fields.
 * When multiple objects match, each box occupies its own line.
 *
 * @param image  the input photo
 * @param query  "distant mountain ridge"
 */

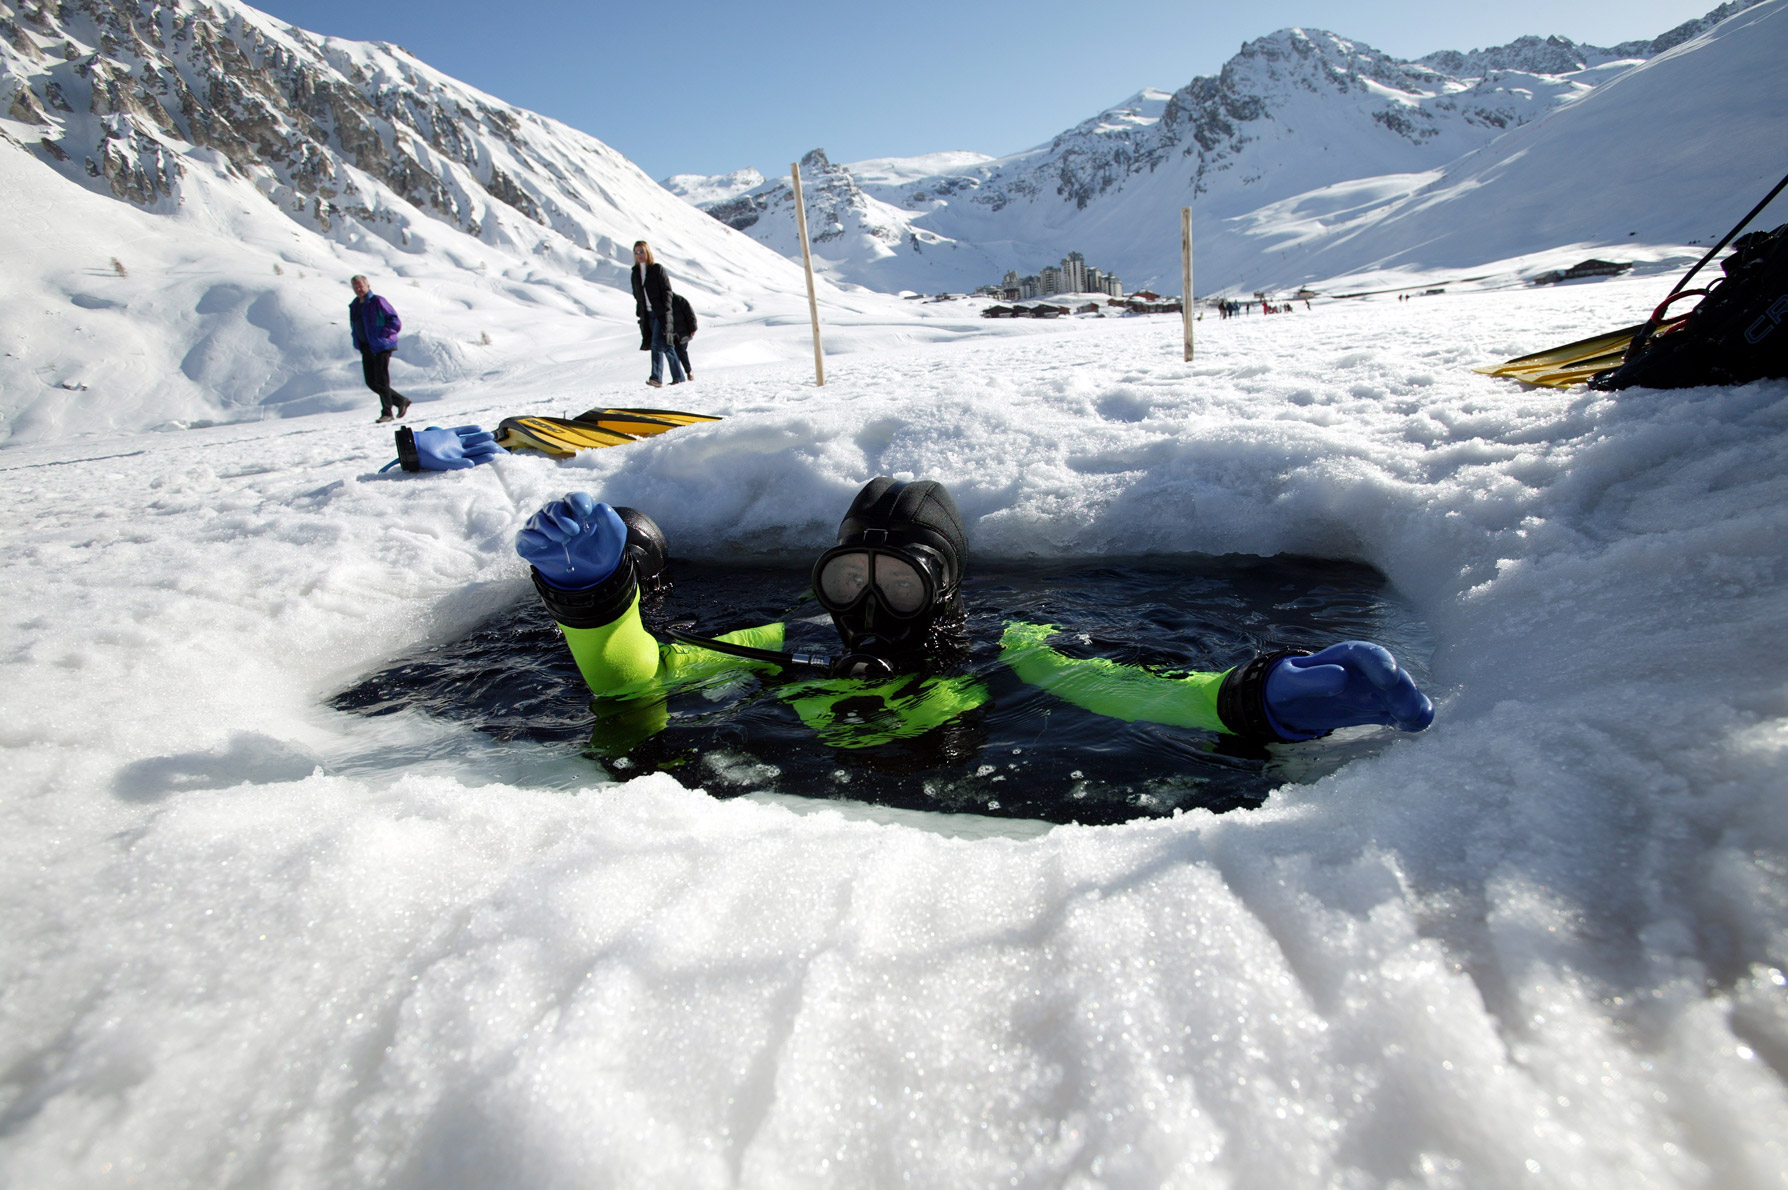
xmin=668 ymin=0 xmax=1772 ymax=294
xmin=1417 ymin=0 xmax=1759 ymax=72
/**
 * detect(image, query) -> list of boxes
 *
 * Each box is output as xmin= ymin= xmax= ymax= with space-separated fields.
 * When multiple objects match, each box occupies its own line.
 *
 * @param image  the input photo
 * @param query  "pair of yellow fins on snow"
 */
xmin=1474 ymin=323 xmax=1649 ymax=388
xmin=1478 ymin=169 xmax=1788 ymax=388
xmin=494 ymin=406 xmax=720 ymax=458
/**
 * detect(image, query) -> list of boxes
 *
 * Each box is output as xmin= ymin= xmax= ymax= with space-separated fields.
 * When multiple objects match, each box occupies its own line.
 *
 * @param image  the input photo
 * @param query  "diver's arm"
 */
xmin=660 ymin=622 xmax=788 ymax=683
xmin=999 ymin=622 xmax=1433 ymax=741
xmin=548 ymin=585 xmax=663 ymax=693
xmin=999 ymin=621 xmax=1231 ymax=733
xmin=518 ymin=494 xmax=663 ymax=695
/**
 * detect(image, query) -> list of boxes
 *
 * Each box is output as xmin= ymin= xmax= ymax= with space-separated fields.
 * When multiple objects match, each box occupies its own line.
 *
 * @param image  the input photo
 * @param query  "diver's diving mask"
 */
xmin=811 ymin=532 xmax=948 ymax=621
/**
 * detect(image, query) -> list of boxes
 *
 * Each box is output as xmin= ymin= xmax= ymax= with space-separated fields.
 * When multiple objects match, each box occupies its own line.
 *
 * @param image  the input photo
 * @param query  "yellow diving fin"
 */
xmin=1475 ymin=324 xmax=1647 ymax=388
xmin=495 ymin=406 xmax=721 ymax=459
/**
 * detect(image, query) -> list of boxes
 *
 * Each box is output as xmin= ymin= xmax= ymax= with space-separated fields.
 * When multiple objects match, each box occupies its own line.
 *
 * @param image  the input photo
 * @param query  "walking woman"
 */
xmin=630 ymin=241 xmax=686 ymax=387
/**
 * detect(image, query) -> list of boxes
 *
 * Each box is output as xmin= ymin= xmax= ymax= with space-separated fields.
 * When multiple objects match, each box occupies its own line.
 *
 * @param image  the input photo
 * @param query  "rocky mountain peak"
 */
xmin=0 ymin=0 xmax=655 ymax=263
xmin=664 ymin=0 xmax=1763 ymax=295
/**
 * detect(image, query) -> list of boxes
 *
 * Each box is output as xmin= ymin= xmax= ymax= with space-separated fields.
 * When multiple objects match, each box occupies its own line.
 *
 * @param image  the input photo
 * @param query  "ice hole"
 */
xmin=332 ymin=556 xmax=1434 ymax=825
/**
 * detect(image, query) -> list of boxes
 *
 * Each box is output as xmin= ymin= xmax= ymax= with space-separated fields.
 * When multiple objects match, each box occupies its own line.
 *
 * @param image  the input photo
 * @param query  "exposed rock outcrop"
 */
xmin=0 ymin=0 xmax=611 ymax=241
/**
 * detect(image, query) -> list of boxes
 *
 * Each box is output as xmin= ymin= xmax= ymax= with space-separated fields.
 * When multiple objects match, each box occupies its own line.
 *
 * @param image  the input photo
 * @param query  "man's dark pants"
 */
xmin=361 ymin=349 xmax=405 ymax=416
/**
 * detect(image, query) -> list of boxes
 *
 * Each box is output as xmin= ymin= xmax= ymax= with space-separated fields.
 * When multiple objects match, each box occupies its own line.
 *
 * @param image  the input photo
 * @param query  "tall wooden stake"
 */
xmin=1181 ymin=206 xmax=1194 ymax=362
xmin=790 ymin=163 xmax=826 ymax=386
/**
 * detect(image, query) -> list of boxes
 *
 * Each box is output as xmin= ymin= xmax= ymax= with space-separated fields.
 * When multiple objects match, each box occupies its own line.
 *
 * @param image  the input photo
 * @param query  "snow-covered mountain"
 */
xmin=0 ymin=0 xmax=864 ymax=443
xmin=1219 ymin=0 xmax=1788 ymax=294
xmin=670 ymin=0 xmax=1780 ymax=295
xmin=693 ymin=148 xmax=1006 ymax=296
xmin=662 ymin=167 xmax=765 ymax=208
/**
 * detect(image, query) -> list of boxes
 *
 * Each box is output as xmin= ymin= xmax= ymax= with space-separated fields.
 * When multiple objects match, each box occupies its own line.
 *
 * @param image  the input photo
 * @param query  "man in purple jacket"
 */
xmin=349 ymin=274 xmax=410 ymax=423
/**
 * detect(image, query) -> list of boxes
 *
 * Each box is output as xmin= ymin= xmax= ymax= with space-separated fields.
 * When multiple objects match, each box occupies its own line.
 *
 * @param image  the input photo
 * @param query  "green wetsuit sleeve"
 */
xmin=1000 ymin=620 xmax=1232 ymax=733
xmin=559 ymin=590 xmax=663 ymax=695
xmin=658 ymin=622 xmax=786 ymax=684
xmin=560 ymin=601 xmax=787 ymax=697
xmin=566 ymin=613 xmax=786 ymax=756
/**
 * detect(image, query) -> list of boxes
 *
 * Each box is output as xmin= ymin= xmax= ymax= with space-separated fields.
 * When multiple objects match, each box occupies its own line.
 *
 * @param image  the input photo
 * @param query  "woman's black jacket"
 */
xmin=632 ymin=263 xmax=676 ymax=340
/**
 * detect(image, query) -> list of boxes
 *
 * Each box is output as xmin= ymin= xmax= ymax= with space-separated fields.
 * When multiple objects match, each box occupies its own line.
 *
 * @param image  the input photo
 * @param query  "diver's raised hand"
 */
xmin=515 ymin=493 xmax=626 ymax=590
xmin=413 ymin=424 xmax=504 ymax=470
xmin=1264 ymin=641 xmax=1434 ymax=737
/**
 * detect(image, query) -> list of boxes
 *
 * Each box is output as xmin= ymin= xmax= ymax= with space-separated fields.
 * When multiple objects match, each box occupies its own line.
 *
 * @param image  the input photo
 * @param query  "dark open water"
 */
xmin=332 ymin=557 xmax=1433 ymax=825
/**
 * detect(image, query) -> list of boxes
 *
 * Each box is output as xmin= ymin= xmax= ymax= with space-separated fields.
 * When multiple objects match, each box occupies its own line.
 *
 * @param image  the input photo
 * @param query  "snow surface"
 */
xmin=0 ymin=130 xmax=927 ymax=446
xmin=2 ymin=0 xmax=1787 ymax=1182
xmin=3 ymin=264 xmax=1786 ymax=1185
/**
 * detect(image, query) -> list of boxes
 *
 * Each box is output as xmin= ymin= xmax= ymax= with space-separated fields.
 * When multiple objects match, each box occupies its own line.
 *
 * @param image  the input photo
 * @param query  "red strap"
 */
xmin=1650 ymin=288 xmax=1711 ymax=323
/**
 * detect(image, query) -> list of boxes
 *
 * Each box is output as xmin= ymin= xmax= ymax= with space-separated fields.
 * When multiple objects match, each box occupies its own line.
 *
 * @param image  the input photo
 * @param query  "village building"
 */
xmin=1529 ymin=259 xmax=1633 ymax=285
xmin=989 ymin=252 xmax=1121 ymax=301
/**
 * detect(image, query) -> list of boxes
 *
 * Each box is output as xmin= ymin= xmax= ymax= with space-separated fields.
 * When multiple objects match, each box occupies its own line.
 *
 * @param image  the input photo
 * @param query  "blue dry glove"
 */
xmin=414 ymin=424 xmax=504 ymax=470
xmin=1264 ymin=641 xmax=1434 ymax=738
xmin=515 ymin=492 xmax=627 ymax=590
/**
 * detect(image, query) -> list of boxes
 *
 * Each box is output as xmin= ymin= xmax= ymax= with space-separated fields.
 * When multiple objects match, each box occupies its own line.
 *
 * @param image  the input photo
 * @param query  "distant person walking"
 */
xmin=349 ymin=274 xmax=409 ymax=423
xmin=631 ymin=241 xmax=686 ymax=388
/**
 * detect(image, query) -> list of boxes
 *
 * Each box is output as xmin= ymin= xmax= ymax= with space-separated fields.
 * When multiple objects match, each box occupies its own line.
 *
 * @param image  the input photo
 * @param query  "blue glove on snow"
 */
xmin=385 ymin=424 xmax=505 ymax=472
xmin=1264 ymin=641 xmax=1434 ymax=738
xmin=516 ymin=492 xmax=627 ymax=590
xmin=413 ymin=424 xmax=503 ymax=470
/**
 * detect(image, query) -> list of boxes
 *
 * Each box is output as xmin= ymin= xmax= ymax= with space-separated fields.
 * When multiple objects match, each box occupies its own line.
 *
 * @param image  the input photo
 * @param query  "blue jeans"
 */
xmin=650 ymin=315 xmax=686 ymax=384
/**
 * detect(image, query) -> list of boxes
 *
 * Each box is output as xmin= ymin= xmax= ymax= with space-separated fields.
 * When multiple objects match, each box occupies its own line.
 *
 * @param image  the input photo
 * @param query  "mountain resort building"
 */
xmin=996 ymin=253 xmax=1123 ymax=301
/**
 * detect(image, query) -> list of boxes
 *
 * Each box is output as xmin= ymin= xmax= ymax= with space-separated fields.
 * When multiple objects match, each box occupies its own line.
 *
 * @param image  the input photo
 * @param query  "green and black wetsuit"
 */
xmin=541 ymin=582 xmax=1281 ymax=754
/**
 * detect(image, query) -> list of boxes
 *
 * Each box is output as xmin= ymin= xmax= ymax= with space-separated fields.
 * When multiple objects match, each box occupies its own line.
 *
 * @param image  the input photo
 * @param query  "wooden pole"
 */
xmin=790 ymin=163 xmax=826 ymax=387
xmin=1181 ymin=205 xmax=1194 ymax=362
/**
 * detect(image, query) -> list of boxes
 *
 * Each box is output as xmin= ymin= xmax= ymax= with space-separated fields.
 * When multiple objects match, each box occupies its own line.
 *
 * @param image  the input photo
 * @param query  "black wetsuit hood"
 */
xmin=824 ymin=477 xmax=969 ymax=667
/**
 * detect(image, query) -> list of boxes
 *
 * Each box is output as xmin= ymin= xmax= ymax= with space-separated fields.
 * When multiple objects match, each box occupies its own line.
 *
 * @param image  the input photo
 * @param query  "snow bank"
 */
xmin=1 ymin=273 xmax=1785 ymax=1186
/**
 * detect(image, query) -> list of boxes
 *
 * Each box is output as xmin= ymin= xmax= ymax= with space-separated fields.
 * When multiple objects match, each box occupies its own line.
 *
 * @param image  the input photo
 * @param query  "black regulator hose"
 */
xmin=663 ymin=626 xmax=894 ymax=680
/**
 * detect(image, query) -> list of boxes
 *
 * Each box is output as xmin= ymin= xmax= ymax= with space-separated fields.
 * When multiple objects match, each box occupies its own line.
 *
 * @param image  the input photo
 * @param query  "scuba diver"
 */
xmin=514 ymin=477 xmax=1434 ymax=757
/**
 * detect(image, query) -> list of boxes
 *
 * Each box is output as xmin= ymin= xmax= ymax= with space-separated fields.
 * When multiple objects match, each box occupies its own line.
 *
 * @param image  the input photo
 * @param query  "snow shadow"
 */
xmin=111 ymin=732 xmax=322 ymax=803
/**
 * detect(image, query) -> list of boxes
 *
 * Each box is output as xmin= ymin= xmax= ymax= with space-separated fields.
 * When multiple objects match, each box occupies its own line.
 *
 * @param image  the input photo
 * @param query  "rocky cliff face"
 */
xmin=670 ymin=23 xmax=1621 ymax=290
xmin=0 ymin=0 xmax=666 ymax=264
xmin=1418 ymin=0 xmax=1761 ymax=74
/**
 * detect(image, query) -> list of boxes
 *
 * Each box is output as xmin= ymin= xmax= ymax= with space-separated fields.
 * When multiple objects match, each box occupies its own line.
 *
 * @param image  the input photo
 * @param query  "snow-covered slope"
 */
xmin=0 ymin=0 xmax=875 ymax=444
xmin=670 ymin=0 xmax=1781 ymax=295
xmin=1218 ymin=0 xmax=1788 ymax=294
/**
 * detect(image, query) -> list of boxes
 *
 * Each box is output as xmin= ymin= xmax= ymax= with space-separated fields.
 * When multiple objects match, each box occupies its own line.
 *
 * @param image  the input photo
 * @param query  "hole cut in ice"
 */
xmin=331 ymin=557 xmax=1433 ymax=825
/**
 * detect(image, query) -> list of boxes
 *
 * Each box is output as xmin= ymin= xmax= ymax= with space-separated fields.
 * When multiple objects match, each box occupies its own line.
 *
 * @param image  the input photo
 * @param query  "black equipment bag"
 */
xmin=1592 ymin=221 xmax=1788 ymax=390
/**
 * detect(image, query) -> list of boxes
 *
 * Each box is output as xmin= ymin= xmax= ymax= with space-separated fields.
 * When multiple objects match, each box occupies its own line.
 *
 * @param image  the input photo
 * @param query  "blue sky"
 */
xmin=255 ymin=0 xmax=1724 ymax=181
